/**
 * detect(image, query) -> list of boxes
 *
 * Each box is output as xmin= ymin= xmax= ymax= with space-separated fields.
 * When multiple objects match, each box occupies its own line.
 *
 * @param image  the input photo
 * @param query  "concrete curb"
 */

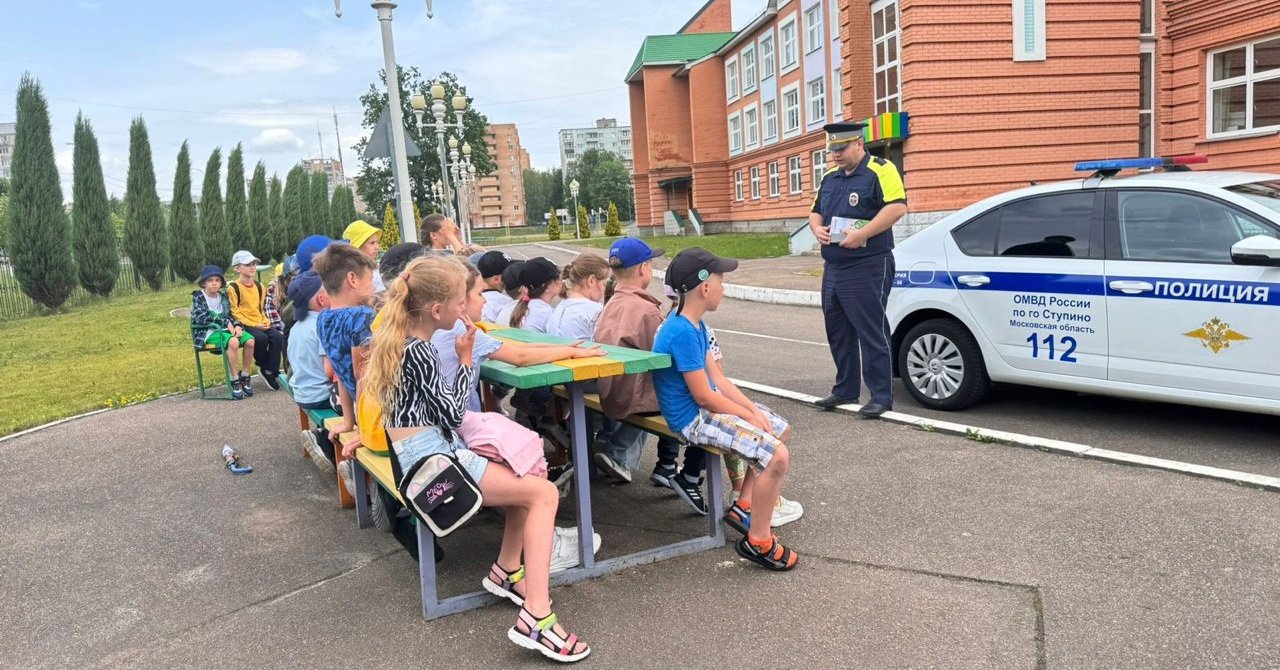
xmin=532 ymin=243 xmax=822 ymax=307
xmin=730 ymin=377 xmax=1280 ymax=493
xmin=0 ymin=386 xmax=204 ymax=445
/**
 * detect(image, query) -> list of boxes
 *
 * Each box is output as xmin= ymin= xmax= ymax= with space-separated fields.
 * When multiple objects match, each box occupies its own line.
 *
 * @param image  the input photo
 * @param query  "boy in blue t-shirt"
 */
xmin=311 ymin=241 xmax=377 ymax=451
xmin=652 ymin=248 xmax=797 ymax=571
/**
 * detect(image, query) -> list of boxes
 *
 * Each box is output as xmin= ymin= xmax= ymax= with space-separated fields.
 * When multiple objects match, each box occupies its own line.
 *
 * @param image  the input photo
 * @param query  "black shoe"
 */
xmin=261 ymin=369 xmax=281 ymax=390
xmin=670 ymin=473 xmax=708 ymax=516
xmin=650 ymin=463 xmax=677 ymax=488
xmin=857 ymin=402 xmax=891 ymax=419
xmin=814 ymin=394 xmax=856 ymax=411
xmin=239 ymin=374 xmax=254 ymax=397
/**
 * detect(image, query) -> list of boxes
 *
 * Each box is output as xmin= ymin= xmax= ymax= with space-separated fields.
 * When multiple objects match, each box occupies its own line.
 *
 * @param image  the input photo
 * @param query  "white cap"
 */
xmin=230 ymin=250 xmax=260 ymax=267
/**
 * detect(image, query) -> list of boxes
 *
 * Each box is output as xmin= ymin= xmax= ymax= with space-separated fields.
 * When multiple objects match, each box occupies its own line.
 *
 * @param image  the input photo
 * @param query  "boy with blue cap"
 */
xmin=590 ymin=239 xmax=709 ymax=514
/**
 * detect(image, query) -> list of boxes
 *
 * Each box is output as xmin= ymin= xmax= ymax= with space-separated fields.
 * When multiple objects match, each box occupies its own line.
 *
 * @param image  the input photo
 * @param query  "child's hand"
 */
xmin=340 ymin=433 xmax=363 ymax=459
xmin=748 ymin=408 xmax=775 ymax=437
xmin=456 ymin=315 xmax=477 ymax=367
xmin=571 ymin=346 xmax=604 ymax=358
xmin=329 ymin=420 xmax=353 ymax=444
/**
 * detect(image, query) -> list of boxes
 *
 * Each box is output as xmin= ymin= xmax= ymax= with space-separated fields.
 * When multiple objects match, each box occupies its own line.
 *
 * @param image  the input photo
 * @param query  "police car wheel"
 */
xmin=898 ymin=318 xmax=989 ymax=411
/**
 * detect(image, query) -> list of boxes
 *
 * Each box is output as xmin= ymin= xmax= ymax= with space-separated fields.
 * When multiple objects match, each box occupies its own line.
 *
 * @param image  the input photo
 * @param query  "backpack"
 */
xmin=229 ymin=279 xmax=266 ymax=315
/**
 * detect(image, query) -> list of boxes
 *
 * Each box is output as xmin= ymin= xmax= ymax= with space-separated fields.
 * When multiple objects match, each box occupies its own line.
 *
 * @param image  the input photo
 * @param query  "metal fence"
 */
xmin=0 ymin=255 xmax=164 ymax=321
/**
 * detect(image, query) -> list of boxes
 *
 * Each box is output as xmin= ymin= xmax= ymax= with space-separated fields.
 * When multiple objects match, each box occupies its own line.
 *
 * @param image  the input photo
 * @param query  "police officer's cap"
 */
xmin=824 ymin=121 xmax=866 ymax=150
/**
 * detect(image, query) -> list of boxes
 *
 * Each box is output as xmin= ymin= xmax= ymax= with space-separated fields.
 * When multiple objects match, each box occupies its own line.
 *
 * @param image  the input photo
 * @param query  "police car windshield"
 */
xmin=1226 ymin=180 xmax=1280 ymax=214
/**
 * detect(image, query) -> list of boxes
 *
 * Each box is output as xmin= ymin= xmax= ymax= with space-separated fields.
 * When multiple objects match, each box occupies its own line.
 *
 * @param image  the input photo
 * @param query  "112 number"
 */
xmin=1026 ymin=333 xmax=1078 ymax=363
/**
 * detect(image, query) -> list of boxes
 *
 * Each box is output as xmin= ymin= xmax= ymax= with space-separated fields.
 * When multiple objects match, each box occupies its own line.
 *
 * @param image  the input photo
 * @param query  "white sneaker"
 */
xmin=771 ymin=495 xmax=804 ymax=528
xmin=301 ymin=430 xmax=333 ymax=474
xmin=549 ymin=526 xmax=603 ymax=574
xmin=337 ymin=459 xmax=356 ymax=498
xmin=592 ymin=452 xmax=632 ymax=484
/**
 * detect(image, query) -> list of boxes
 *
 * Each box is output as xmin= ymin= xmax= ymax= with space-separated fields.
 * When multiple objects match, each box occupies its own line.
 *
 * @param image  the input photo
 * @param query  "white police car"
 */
xmin=887 ymin=156 xmax=1280 ymax=415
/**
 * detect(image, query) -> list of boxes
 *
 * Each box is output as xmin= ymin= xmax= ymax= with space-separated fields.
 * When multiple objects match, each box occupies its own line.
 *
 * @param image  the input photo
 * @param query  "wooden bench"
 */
xmin=550 ymin=388 xmax=727 ymax=457
xmin=278 ymin=373 xmax=355 ymax=508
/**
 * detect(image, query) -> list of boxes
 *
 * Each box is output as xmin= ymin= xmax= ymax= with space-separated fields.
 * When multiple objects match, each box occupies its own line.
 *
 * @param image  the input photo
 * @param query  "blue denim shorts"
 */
xmin=392 ymin=425 xmax=488 ymax=484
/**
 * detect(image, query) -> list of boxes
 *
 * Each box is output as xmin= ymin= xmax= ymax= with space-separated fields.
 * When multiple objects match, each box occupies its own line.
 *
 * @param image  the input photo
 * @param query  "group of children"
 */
xmin=190 ymin=251 xmax=285 ymax=400
xmin=195 ymin=217 xmax=802 ymax=662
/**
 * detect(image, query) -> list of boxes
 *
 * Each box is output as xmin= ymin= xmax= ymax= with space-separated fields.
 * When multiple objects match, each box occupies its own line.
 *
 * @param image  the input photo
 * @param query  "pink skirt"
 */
xmin=457 ymin=411 xmax=548 ymax=478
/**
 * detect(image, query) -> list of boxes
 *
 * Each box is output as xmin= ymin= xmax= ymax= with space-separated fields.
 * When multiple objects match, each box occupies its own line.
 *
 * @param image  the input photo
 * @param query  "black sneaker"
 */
xmin=239 ymin=374 xmax=254 ymax=397
xmin=230 ymin=378 xmax=244 ymax=400
xmin=261 ymin=369 xmax=281 ymax=390
xmin=650 ymin=463 xmax=677 ymax=488
xmin=670 ymin=473 xmax=708 ymax=515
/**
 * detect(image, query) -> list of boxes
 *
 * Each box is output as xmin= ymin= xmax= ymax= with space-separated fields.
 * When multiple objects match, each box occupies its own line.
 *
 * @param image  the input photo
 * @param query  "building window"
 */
xmin=1208 ymin=36 xmax=1280 ymax=136
xmin=744 ymin=105 xmax=760 ymax=149
xmin=1140 ymin=0 xmax=1154 ymax=36
xmin=763 ymin=100 xmax=778 ymax=142
xmin=788 ymin=156 xmax=803 ymax=194
xmin=811 ymin=150 xmax=827 ymax=190
xmin=760 ymin=32 xmax=776 ymax=80
xmin=807 ymin=76 xmax=827 ymax=124
xmin=750 ymin=166 xmax=761 ymax=199
xmin=872 ymin=0 xmax=901 ymax=114
xmin=768 ymin=161 xmax=780 ymax=196
xmin=804 ymin=5 xmax=824 ymax=54
xmin=780 ymin=15 xmax=799 ymax=72
xmin=1139 ymin=49 xmax=1154 ymax=157
xmin=782 ymin=83 xmax=802 ymax=138
xmin=726 ymin=56 xmax=739 ymax=101
xmin=734 ymin=170 xmax=744 ymax=201
xmin=729 ymin=111 xmax=743 ymax=155
xmin=1012 ymin=0 xmax=1047 ymax=61
xmin=742 ymin=44 xmax=757 ymax=93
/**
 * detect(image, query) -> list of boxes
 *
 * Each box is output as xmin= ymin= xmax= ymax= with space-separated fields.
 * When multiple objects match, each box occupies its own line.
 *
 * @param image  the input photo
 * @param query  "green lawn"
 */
xmin=566 ymin=233 xmax=789 ymax=260
xmin=0 ymin=284 xmax=224 ymax=436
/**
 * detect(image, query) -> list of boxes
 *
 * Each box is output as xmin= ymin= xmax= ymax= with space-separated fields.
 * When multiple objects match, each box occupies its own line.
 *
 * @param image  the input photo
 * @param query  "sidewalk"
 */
xmin=3 ymin=388 xmax=1278 ymax=668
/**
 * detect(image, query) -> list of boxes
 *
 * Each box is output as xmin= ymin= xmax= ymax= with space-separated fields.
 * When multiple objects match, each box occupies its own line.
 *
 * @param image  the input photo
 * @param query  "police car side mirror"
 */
xmin=1231 ymin=235 xmax=1280 ymax=267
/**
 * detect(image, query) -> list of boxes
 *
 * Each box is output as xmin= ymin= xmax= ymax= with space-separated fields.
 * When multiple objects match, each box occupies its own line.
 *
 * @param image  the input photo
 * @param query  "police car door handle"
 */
xmin=1109 ymin=280 xmax=1154 ymax=294
xmin=956 ymin=274 xmax=991 ymax=287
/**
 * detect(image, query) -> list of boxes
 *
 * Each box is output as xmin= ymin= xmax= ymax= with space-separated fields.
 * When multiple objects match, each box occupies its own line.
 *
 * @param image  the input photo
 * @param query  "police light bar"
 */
xmin=1074 ymin=155 xmax=1208 ymax=171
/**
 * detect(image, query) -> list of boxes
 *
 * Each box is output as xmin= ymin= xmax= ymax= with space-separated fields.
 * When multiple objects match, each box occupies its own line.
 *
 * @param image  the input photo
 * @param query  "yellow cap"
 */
xmin=343 ymin=219 xmax=380 ymax=249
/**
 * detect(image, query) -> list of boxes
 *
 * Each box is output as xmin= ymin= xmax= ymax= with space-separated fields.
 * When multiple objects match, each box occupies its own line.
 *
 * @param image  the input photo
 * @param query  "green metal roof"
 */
xmin=625 ymin=32 xmax=736 ymax=83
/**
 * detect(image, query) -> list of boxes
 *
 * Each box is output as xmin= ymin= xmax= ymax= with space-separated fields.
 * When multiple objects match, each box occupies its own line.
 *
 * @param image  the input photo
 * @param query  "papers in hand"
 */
xmin=827 ymin=216 xmax=868 ymax=246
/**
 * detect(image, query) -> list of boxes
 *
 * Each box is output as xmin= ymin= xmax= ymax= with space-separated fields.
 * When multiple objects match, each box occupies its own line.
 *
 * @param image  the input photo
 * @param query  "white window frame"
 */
xmin=741 ymin=43 xmax=757 ymax=94
xmin=728 ymin=110 xmax=743 ymax=155
xmin=744 ymin=104 xmax=760 ymax=149
xmin=1206 ymin=35 xmax=1280 ymax=138
xmin=788 ymin=155 xmax=803 ymax=194
xmin=762 ymin=99 xmax=779 ymax=143
xmin=760 ymin=31 xmax=776 ymax=81
xmin=804 ymin=4 xmax=824 ymax=55
xmin=750 ymin=166 xmax=761 ymax=199
xmin=811 ymin=149 xmax=827 ymax=190
xmin=807 ymin=76 xmax=827 ymax=124
xmin=872 ymin=0 xmax=902 ymax=115
xmin=1012 ymin=0 xmax=1047 ymax=62
xmin=780 ymin=14 xmax=800 ymax=73
xmin=725 ymin=55 xmax=740 ymax=101
xmin=734 ymin=169 xmax=744 ymax=201
xmin=768 ymin=161 xmax=780 ymax=197
xmin=781 ymin=82 xmax=802 ymax=138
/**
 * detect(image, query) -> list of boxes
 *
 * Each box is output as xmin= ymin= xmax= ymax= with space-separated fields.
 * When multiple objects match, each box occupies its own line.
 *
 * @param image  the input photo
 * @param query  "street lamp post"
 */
xmin=569 ymin=178 xmax=580 ymax=240
xmin=410 ymin=84 xmax=469 ymax=244
xmin=334 ymin=0 xmax=419 ymax=243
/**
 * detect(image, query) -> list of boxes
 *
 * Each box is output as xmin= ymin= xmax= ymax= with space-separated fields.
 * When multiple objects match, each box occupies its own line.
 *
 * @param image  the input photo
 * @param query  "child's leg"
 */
xmin=226 ymin=337 xmax=241 ymax=377
xmin=479 ymin=464 xmax=558 ymax=613
xmin=746 ymin=442 xmax=789 ymax=541
xmin=242 ymin=336 xmax=255 ymax=375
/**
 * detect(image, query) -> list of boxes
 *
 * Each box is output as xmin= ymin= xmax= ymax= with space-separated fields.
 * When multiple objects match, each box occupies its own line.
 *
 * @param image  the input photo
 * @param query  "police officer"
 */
xmin=809 ymin=122 xmax=907 ymax=418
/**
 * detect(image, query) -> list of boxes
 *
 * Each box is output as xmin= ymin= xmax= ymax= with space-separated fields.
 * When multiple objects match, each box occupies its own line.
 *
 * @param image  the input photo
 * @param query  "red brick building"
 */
xmin=627 ymin=0 xmax=1280 ymax=239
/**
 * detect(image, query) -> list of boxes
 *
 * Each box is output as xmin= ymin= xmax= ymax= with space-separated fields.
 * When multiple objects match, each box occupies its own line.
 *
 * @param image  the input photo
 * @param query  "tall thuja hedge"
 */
xmin=200 ymin=147 xmax=229 ymax=266
xmin=122 ymin=116 xmax=168 ymax=291
xmin=168 ymin=141 xmax=203 ymax=281
xmin=225 ymin=143 xmax=251 ymax=256
xmin=71 ymin=112 xmax=118 ymax=297
xmin=309 ymin=169 xmax=330 ymax=238
xmin=9 ymin=74 xmax=75 ymax=309
xmin=330 ymin=184 xmax=357 ymax=240
xmin=267 ymin=174 xmax=285 ymax=260
xmin=247 ymin=162 xmax=270 ymax=261
xmin=283 ymin=165 xmax=308 ymax=252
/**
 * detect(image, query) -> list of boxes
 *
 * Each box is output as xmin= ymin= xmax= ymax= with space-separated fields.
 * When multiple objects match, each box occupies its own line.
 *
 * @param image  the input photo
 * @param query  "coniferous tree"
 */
xmin=330 ymin=184 xmax=357 ymax=240
xmin=168 ymin=141 xmax=202 ymax=282
xmin=122 ymin=116 xmax=168 ymax=290
xmin=200 ymin=148 xmax=230 ymax=266
xmin=381 ymin=202 xmax=399 ymax=247
xmin=283 ymin=165 xmax=308 ymax=252
xmin=309 ymin=169 xmax=330 ymax=237
xmin=71 ymin=112 xmax=118 ymax=296
xmin=247 ymin=162 xmax=270 ymax=260
xmin=9 ymin=74 xmax=75 ymax=308
xmin=225 ymin=143 xmax=251 ymax=255
xmin=604 ymin=202 xmax=622 ymax=237
xmin=577 ymin=204 xmax=591 ymax=239
xmin=267 ymin=174 xmax=285 ymax=259
xmin=546 ymin=208 xmax=561 ymax=241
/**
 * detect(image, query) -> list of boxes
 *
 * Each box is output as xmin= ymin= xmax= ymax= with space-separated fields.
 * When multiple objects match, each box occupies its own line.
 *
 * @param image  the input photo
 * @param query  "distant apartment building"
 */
xmin=559 ymin=118 xmax=635 ymax=176
xmin=300 ymin=158 xmax=346 ymax=198
xmin=0 ymin=122 xmax=15 ymax=180
xmin=628 ymin=0 xmax=1280 ymax=237
xmin=476 ymin=123 xmax=529 ymax=229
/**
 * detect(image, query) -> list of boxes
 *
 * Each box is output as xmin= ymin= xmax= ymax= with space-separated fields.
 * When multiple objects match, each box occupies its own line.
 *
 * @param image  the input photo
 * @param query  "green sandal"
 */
xmin=482 ymin=563 xmax=526 ymax=607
